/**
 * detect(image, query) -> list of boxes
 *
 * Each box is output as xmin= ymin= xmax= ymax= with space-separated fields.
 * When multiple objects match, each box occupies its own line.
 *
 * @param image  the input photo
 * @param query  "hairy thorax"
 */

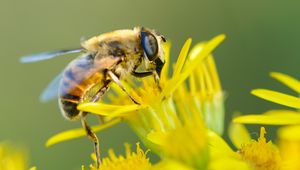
xmin=114 ymin=54 xmax=142 ymax=78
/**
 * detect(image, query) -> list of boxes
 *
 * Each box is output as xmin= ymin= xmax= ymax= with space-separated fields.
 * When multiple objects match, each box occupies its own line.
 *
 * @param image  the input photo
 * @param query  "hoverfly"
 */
xmin=20 ymin=27 xmax=166 ymax=168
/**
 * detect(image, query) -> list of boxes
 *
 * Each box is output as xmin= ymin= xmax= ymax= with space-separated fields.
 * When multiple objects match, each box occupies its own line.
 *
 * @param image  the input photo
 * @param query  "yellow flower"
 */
xmin=147 ymin=114 xmax=209 ymax=169
xmin=212 ymin=124 xmax=281 ymax=170
xmin=234 ymin=72 xmax=300 ymax=125
xmin=0 ymin=142 xmax=30 ymax=170
xmin=239 ymin=127 xmax=281 ymax=170
xmin=207 ymin=125 xmax=253 ymax=170
xmin=45 ymin=34 xmax=225 ymax=146
xmin=78 ymin=35 xmax=225 ymax=169
xmin=232 ymin=72 xmax=300 ymax=170
xmin=83 ymin=143 xmax=151 ymax=170
xmin=83 ymin=143 xmax=197 ymax=170
xmin=44 ymin=35 xmax=225 ymax=170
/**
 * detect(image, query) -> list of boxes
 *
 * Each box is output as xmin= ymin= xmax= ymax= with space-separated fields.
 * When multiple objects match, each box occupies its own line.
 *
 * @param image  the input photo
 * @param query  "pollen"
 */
xmin=89 ymin=143 xmax=151 ymax=170
xmin=239 ymin=127 xmax=281 ymax=170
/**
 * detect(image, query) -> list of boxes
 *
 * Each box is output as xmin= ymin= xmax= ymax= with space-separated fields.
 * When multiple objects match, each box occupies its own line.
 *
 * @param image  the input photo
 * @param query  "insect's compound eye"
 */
xmin=141 ymin=31 xmax=158 ymax=61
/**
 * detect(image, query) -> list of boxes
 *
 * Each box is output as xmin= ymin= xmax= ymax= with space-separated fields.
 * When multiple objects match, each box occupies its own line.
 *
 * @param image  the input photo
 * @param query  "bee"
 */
xmin=20 ymin=27 xmax=166 ymax=168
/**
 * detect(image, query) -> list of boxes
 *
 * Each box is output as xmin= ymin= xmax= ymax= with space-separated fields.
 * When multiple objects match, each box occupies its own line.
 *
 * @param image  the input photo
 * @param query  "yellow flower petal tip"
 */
xmin=270 ymin=72 xmax=300 ymax=93
xmin=45 ymin=127 xmax=86 ymax=147
xmin=239 ymin=127 xmax=281 ymax=170
xmin=251 ymin=89 xmax=300 ymax=109
xmin=173 ymin=38 xmax=192 ymax=77
xmin=217 ymin=34 xmax=226 ymax=39
xmin=210 ymin=34 xmax=226 ymax=45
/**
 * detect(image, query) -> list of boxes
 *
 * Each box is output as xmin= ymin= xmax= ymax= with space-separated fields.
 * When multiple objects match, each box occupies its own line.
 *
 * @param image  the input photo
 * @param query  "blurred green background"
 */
xmin=1 ymin=0 xmax=300 ymax=169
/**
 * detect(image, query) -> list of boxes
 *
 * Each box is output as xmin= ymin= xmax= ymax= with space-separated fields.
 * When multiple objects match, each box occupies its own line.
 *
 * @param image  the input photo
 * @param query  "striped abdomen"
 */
xmin=58 ymin=54 xmax=108 ymax=120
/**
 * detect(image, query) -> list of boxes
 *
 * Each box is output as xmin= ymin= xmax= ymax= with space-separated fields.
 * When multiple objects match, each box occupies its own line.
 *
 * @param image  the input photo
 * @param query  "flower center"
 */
xmin=88 ymin=143 xmax=151 ymax=170
xmin=239 ymin=127 xmax=281 ymax=170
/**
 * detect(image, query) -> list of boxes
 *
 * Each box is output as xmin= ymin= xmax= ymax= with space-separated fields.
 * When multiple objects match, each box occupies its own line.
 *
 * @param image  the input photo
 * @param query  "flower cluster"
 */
xmin=48 ymin=34 xmax=228 ymax=169
xmin=7 ymin=33 xmax=300 ymax=170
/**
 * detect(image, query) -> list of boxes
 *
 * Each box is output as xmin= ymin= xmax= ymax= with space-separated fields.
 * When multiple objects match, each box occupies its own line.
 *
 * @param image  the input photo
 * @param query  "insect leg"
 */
xmin=131 ymin=71 xmax=153 ymax=78
xmin=89 ymin=82 xmax=111 ymax=124
xmin=81 ymin=116 xmax=101 ymax=168
xmin=90 ymin=81 xmax=111 ymax=103
xmin=152 ymin=71 xmax=162 ymax=91
xmin=132 ymin=71 xmax=161 ymax=91
xmin=107 ymin=70 xmax=140 ymax=105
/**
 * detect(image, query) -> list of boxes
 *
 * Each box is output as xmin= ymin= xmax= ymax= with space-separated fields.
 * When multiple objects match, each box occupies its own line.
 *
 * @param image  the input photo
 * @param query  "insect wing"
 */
xmin=40 ymin=73 xmax=63 ymax=102
xmin=20 ymin=48 xmax=83 ymax=63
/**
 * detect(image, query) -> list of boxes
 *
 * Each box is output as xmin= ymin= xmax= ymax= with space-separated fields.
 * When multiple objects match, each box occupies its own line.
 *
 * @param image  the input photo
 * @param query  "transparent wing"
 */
xmin=39 ymin=73 xmax=63 ymax=103
xmin=20 ymin=48 xmax=83 ymax=63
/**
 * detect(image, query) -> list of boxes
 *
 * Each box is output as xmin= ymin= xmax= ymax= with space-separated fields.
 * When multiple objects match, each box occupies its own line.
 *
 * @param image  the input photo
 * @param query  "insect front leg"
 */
xmin=107 ymin=70 xmax=140 ymax=105
xmin=81 ymin=116 xmax=101 ymax=168
xmin=131 ymin=71 xmax=153 ymax=78
xmin=132 ymin=70 xmax=161 ymax=91
xmin=152 ymin=71 xmax=162 ymax=91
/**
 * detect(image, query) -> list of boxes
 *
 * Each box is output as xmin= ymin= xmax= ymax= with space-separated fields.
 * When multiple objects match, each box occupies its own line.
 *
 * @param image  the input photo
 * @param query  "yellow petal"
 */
xmin=206 ymin=56 xmax=222 ymax=92
xmin=46 ymin=118 xmax=121 ymax=147
xmin=78 ymin=103 xmax=125 ymax=113
xmin=78 ymin=103 xmax=146 ymax=117
xmin=208 ymin=130 xmax=236 ymax=158
xmin=172 ymin=38 xmax=192 ymax=77
xmin=270 ymin=72 xmax=300 ymax=94
xmin=106 ymin=105 xmax=148 ymax=120
xmin=147 ymin=131 xmax=166 ymax=146
xmin=251 ymin=89 xmax=300 ymax=109
xmin=233 ymin=110 xmax=300 ymax=125
xmin=228 ymin=123 xmax=251 ymax=149
xmin=160 ymin=41 xmax=171 ymax=84
xmin=188 ymin=42 xmax=204 ymax=60
xmin=162 ymin=34 xmax=226 ymax=98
